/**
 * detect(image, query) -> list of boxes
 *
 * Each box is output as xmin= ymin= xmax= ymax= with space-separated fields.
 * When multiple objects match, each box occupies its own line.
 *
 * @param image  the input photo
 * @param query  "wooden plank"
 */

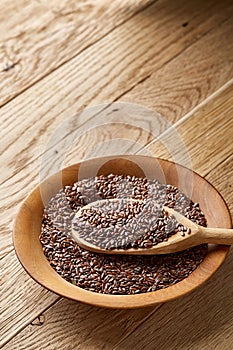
xmin=0 ymin=251 xmax=59 ymax=348
xmin=124 ymin=19 xmax=233 ymax=121
xmin=0 ymin=0 xmax=155 ymax=105
xmin=2 ymin=298 xmax=156 ymax=350
xmin=1 ymin=82 xmax=232 ymax=348
xmin=141 ymin=82 xmax=233 ymax=175
xmin=1 ymin=0 xmax=232 ymax=185
xmin=36 ymin=0 xmax=152 ymax=13
xmin=206 ymin=154 xmax=233 ymax=211
xmin=0 ymin=253 xmax=157 ymax=348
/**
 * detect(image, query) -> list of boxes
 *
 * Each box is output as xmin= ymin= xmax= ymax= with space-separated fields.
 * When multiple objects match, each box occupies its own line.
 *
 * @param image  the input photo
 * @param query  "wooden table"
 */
xmin=1 ymin=0 xmax=233 ymax=348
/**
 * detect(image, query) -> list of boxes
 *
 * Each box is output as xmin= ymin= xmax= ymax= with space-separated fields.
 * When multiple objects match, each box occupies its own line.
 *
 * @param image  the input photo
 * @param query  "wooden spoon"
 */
xmin=71 ymin=199 xmax=233 ymax=255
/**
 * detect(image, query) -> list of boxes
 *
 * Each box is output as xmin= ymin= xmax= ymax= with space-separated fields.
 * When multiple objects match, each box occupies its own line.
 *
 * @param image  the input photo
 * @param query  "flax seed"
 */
xmin=40 ymin=174 xmax=207 ymax=295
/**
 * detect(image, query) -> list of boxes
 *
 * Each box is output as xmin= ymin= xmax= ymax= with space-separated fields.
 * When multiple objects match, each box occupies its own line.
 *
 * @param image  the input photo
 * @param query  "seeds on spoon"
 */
xmin=72 ymin=199 xmax=191 ymax=250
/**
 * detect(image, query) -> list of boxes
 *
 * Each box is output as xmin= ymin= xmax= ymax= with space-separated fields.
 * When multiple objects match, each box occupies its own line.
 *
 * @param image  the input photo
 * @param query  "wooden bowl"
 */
xmin=13 ymin=155 xmax=232 ymax=308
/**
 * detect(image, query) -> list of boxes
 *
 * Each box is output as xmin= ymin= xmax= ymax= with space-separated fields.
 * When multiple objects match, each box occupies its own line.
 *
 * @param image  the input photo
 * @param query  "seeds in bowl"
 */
xmin=39 ymin=174 xmax=208 ymax=295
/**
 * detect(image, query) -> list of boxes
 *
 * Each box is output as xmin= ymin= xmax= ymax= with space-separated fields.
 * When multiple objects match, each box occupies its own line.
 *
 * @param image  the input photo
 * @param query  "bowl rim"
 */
xmin=13 ymin=155 xmax=232 ymax=309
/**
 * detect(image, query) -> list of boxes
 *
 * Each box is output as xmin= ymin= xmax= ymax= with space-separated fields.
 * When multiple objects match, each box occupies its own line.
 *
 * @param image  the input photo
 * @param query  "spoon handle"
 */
xmin=202 ymin=227 xmax=233 ymax=245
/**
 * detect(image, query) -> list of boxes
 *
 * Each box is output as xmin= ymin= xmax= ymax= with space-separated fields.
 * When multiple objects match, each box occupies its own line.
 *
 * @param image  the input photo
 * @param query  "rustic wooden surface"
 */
xmin=0 ymin=0 xmax=233 ymax=348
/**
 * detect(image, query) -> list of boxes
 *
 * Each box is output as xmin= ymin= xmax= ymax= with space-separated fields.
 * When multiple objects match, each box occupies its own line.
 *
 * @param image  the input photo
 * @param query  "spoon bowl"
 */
xmin=72 ymin=200 xmax=233 ymax=255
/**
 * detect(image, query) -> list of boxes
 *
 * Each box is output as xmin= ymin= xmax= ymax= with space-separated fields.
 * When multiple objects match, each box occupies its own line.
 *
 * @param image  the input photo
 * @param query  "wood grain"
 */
xmin=1 ymin=0 xmax=233 ymax=185
xmin=1 ymin=0 xmax=233 ymax=348
xmin=1 ymin=82 xmax=232 ymax=347
xmin=0 ymin=0 xmax=155 ymax=105
xmin=0 ymin=251 xmax=59 ymax=348
xmin=2 ymin=298 xmax=155 ymax=350
xmin=124 ymin=18 xmax=233 ymax=120
xmin=206 ymin=154 xmax=233 ymax=207
xmin=142 ymin=83 xmax=233 ymax=175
